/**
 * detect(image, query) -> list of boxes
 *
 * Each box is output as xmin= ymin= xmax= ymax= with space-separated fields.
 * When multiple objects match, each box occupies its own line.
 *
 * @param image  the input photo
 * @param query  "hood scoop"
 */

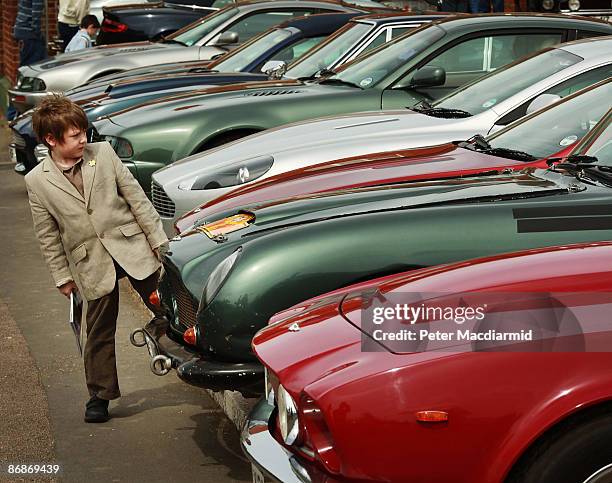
xmin=242 ymin=89 xmax=303 ymax=97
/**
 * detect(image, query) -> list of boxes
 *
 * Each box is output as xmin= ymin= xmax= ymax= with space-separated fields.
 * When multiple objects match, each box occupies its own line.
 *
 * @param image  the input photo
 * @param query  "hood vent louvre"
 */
xmin=243 ymin=89 xmax=303 ymax=97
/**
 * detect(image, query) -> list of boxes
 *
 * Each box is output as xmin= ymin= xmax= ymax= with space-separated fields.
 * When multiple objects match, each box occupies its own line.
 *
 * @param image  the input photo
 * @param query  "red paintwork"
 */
xmin=253 ymin=242 xmax=612 ymax=482
xmin=176 ymin=143 xmax=575 ymax=233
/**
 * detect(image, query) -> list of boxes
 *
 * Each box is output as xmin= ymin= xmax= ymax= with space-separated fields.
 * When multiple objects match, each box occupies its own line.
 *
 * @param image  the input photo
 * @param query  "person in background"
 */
xmin=58 ymin=0 xmax=89 ymax=52
xmin=470 ymin=0 xmax=505 ymax=11
xmin=9 ymin=0 xmax=47 ymax=120
xmin=65 ymin=15 xmax=100 ymax=52
xmin=440 ymin=0 xmax=469 ymax=11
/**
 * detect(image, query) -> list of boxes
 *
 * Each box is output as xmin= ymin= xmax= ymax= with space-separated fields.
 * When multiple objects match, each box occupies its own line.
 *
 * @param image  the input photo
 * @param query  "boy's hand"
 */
xmin=58 ymin=281 xmax=78 ymax=298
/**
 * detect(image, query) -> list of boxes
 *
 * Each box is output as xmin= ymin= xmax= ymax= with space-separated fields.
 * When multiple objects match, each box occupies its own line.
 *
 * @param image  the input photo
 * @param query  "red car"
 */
xmin=174 ymin=79 xmax=610 ymax=233
xmin=242 ymin=241 xmax=612 ymax=483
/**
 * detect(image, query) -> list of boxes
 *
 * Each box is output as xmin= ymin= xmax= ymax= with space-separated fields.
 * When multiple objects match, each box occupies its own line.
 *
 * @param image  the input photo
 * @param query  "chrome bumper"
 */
xmin=241 ymin=398 xmax=337 ymax=483
xmin=130 ymin=316 xmax=197 ymax=376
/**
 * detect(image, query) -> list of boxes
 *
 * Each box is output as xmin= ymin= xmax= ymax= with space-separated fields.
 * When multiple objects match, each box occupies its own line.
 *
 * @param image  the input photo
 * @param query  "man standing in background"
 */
xmin=58 ymin=0 xmax=90 ymax=52
xmin=10 ymin=0 xmax=47 ymax=120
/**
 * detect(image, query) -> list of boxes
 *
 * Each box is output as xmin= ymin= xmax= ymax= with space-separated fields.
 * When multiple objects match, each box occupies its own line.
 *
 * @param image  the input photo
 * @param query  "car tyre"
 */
xmin=507 ymin=410 xmax=612 ymax=483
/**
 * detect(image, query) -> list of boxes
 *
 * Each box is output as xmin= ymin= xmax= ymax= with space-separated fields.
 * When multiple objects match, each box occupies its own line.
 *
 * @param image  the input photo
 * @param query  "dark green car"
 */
xmin=95 ymin=14 xmax=612 ymax=193
xmin=139 ymin=103 xmax=612 ymax=395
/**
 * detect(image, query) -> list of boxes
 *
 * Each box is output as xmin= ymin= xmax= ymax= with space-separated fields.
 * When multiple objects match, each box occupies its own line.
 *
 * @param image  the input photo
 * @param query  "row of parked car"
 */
xmin=7 ymin=3 xmax=612 ymax=482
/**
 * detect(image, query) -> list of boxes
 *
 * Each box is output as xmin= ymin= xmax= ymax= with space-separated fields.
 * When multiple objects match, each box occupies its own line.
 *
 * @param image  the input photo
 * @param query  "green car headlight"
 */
xmin=541 ymin=0 xmax=554 ymax=9
xmin=104 ymin=135 xmax=134 ymax=159
xmin=277 ymin=384 xmax=300 ymax=445
xmin=178 ymin=155 xmax=274 ymax=190
xmin=203 ymin=247 xmax=242 ymax=305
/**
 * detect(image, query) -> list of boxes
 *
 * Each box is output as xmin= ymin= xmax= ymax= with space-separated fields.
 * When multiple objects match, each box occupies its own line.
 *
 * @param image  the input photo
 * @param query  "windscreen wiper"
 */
xmin=297 ymin=68 xmax=336 ymax=81
xmin=456 ymin=135 xmax=536 ymax=161
xmin=317 ymin=78 xmax=362 ymax=89
xmin=412 ymin=99 xmax=472 ymax=119
xmin=553 ymin=155 xmax=612 ymax=173
xmin=160 ymin=38 xmax=187 ymax=46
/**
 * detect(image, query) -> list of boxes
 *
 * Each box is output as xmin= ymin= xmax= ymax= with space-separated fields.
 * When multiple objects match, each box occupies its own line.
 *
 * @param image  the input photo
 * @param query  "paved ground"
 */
xmin=0 ymin=121 xmax=252 ymax=483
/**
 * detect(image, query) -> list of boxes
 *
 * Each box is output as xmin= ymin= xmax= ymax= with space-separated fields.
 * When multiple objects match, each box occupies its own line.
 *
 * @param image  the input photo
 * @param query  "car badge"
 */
xmin=88 ymin=159 xmax=96 ymax=167
xmin=288 ymin=322 xmax=300 ymax=332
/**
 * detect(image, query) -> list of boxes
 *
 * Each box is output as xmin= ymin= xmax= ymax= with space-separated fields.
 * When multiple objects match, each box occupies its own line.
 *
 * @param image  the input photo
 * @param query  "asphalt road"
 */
xmin=0 ymin=122 xmax=252 ymax=483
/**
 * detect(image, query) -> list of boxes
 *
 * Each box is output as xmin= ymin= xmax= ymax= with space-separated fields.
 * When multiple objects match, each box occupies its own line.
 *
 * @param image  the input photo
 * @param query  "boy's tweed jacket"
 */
xmin=25 ymin=141 xmax=168 ymax=301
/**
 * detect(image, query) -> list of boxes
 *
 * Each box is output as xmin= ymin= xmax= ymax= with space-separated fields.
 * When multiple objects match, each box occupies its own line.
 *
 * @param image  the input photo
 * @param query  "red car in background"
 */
xmin=176 ymin=78 xmax=611 ymax=233
xmin=242 ymin=241 xmax=612 ymax=483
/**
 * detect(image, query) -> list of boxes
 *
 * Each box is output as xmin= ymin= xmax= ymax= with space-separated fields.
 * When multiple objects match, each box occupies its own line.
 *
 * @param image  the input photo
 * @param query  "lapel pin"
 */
xmin=88 ymin=159 xmax=96 ymax=167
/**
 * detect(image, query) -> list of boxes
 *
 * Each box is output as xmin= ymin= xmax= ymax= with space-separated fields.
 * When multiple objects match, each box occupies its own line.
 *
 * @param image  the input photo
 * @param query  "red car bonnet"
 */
xmin=253 ymin=241 xmax=612 ymax=388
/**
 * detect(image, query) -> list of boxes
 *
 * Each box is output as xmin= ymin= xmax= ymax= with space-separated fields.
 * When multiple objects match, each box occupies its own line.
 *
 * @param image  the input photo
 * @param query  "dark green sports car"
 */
xmin=95 ymin=14 xmax=612 ymax=193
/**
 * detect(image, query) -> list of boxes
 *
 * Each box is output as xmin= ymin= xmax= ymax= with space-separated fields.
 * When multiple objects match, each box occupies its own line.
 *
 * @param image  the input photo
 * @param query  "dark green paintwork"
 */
xmin=161 ymin=168 xmax=612 ymax=364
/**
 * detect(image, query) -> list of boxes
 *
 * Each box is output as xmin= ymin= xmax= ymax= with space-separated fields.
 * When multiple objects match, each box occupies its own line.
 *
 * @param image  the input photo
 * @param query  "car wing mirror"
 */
xmin=404 ymin=66 xmax=446 ymax=89
xmin=213 ymin=31 xmax=239 ymax=46
xmin=261 ymin=60 xmax=287 ymax=79
xmin=526 ymin=93 xmax=561 ymax=115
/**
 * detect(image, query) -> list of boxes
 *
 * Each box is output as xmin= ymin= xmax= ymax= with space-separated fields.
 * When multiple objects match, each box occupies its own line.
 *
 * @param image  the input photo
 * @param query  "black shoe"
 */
xmin=84 ymin=395 xmax=110 ymax=423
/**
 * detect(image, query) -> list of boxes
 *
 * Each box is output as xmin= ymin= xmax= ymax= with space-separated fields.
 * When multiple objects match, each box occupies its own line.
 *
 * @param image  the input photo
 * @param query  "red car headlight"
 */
xmin=299 ymin=393 xmax=341 ymax=474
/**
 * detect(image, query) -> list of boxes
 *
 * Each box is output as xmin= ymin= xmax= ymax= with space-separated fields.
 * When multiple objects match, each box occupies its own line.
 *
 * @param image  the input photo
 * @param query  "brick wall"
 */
xmin=0 ymin=0 xmax=58 ymax=85
xmin=2 ymin=0 xmax=19 ymax=84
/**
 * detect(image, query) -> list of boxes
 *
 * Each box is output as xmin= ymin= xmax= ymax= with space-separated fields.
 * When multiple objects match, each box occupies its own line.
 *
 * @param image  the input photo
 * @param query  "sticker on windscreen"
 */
xmin=560 ymin=135 xmax=578 ymax=146
xmin=482 ymin=99 xmax=497 ymax=108
xmin=360 ymin=77 xmax=373 ymax=87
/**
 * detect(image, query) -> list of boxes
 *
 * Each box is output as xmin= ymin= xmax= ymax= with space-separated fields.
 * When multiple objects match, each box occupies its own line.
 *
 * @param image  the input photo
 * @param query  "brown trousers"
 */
xmin=84 ymin=262 xmax=160 ymax=400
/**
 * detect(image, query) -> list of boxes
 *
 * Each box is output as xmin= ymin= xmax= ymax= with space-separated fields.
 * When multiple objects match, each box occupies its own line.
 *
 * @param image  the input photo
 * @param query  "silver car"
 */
xmin=151 ymin=36 xmax=612 ymax=235
xmin=9 ymin=0 xmax=362 ymax=112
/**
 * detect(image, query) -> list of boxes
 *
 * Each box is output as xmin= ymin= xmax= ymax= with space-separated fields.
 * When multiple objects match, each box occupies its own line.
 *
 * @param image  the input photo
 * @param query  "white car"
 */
xmin=151 ymin=36 xmax=612 ymax=235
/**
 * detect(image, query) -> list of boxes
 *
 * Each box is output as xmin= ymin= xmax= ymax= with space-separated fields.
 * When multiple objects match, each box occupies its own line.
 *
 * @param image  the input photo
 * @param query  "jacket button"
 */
xmin=99 ymin=233 xmax=104 ymax=239
xmin=87 ymin=208 xmax=93 ymax=215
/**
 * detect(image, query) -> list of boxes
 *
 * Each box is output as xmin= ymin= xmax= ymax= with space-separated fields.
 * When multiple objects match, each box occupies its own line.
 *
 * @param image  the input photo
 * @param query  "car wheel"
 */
xmin=507 ymin=410 xmax=612 ymax=483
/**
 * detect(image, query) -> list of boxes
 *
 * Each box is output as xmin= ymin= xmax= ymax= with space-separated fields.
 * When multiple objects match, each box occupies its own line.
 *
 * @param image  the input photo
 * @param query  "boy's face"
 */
xmin=86 ymin=25 xmax=99 ymax=39
xmin=45 ymin=126 xmax=87 ymax=162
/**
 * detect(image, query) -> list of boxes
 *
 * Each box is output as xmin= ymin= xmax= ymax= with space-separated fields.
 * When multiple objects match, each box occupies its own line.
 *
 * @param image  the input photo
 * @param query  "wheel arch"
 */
xmin=502 ymin=399 xmax=612 ymax=483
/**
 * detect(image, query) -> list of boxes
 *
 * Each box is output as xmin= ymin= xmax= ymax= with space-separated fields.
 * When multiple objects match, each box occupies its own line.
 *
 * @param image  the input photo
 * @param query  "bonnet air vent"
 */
xmin=242 ymin=89 xmax=303 ymax=97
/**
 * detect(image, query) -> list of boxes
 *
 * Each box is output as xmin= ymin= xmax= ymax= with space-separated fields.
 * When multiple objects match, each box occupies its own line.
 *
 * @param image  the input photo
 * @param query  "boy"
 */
xmin=65 ymin=14 xmax=100 ymax=53
xmin=25 ymin=95 xmax=168 ymax=423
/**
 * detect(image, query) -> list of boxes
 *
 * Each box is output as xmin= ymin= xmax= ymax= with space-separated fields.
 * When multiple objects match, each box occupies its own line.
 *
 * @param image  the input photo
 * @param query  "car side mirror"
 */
xmin=408 ymin=66 xmax=446 ymax=89
xmin=526 ymin=93 xmax=561 ymax=115
xmin=214 ymin=31 xmax=239 ymax=46
xmin=261 ymin=60 xmax=287 ymax=79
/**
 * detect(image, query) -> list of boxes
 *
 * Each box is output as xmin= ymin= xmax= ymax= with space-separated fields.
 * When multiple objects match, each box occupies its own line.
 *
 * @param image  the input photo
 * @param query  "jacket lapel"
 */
xmin=43 ymin=155 xmax=85 ymax=204
xmin=82 ymin=147 xmax=96 ymax=208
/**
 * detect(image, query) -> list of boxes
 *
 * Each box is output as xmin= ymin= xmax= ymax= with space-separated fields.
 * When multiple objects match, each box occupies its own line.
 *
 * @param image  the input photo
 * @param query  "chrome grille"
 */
xmin=166 ymin=270 xmax=199 ymax=329
xmin=151 ymin=181 xmax=176 ymax=218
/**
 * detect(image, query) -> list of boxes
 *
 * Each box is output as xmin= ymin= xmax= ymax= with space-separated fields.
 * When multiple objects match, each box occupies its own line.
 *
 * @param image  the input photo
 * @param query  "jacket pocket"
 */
xmin=71 ymin=243 xmax=87 ymax=263
xmin=119 ymin=221 xmax=144 ymax=237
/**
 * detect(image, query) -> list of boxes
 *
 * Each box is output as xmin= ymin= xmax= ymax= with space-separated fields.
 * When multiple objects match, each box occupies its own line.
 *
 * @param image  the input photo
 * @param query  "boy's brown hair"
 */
xmin=32 ymin=95 xmax=88 ymax=149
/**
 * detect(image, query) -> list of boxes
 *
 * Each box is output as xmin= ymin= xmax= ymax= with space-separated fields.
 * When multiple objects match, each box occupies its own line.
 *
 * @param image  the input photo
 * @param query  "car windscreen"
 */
xmin=487 ymin=82 xmax=612 ymax=159
xmin=284 ymin=21 xmax=372 ymax=79
xmin=329 ymin=24 xmax=445 ymax=88
xmin=213 ymin=27 xmax=295 ymax=72
xmin=169 ymin=7 xmax=237 ymax=46
xmin=435 ymin=48 xmax=583 ymax=115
